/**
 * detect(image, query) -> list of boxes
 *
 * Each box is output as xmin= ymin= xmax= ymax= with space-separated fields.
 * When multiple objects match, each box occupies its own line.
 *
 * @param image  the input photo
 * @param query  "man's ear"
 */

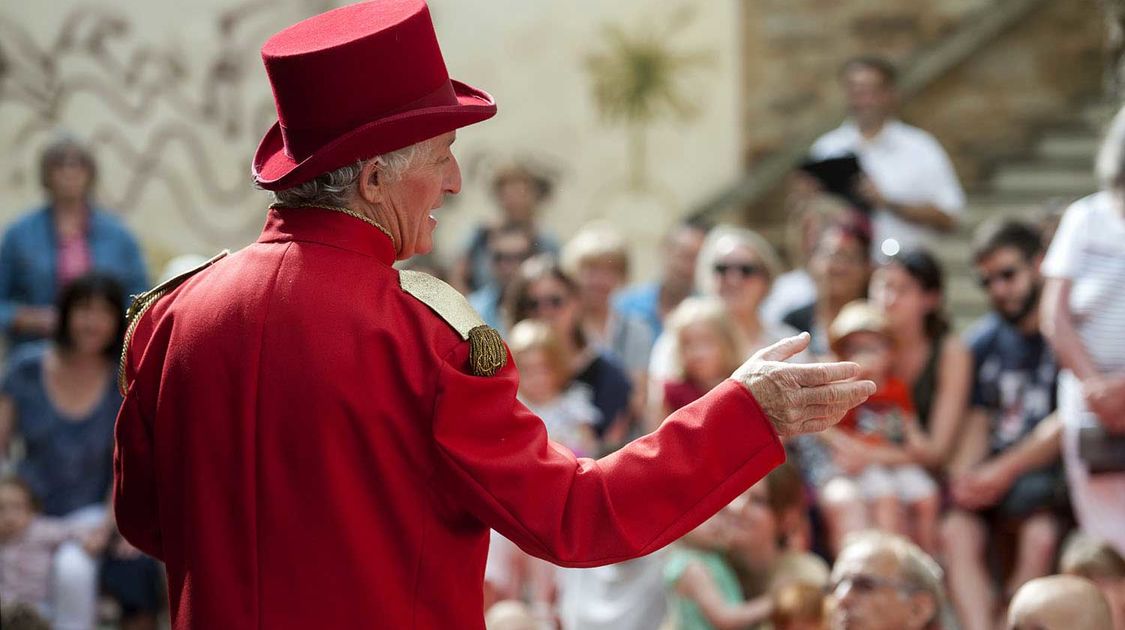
xmin=357 ymin=159 xmax=383 ymax=206
xmin=907 ymin=592 xmax=938 ymax=628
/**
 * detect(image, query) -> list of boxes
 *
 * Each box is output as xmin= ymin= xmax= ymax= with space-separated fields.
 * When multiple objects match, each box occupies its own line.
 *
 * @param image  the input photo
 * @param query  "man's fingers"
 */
xmin=753 ymin=332 xmax=810 ymax=363
xmin=788 ymin=361 xmax=861 ymax=387
xmin=798 ymin=380 xmax=876 ymax=407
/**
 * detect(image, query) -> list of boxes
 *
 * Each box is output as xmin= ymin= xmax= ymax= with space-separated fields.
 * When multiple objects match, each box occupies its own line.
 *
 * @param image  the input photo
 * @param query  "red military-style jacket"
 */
xmin=113 ymin=207 xmax=785 ymax=629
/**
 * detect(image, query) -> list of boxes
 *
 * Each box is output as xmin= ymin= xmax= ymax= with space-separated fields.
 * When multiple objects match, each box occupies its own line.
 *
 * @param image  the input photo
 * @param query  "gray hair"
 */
xmin=834 ymin=531 xmax=947 ymax=625
xmin=1097 ymin=104 xmax=1125 ymax=192
xmin=267 ymin=139 xmax=435 ymax=208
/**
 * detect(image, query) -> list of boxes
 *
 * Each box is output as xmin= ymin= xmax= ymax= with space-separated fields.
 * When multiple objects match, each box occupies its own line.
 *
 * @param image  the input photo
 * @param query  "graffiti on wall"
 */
xmin=0 ymin=0 xmax=335 ymax=242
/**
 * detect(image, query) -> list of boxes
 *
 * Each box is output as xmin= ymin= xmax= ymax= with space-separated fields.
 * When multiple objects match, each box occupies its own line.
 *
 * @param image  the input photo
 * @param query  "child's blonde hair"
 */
xmin=1061 ymin=532 xmax=1125 ymax=580
xmin=771 ymin=581 xmax=826 ymax=628
xmin=665 ymin=297 xmax=744 ymax=381
xmin=508 ymin=319 xmax=572 ymax=386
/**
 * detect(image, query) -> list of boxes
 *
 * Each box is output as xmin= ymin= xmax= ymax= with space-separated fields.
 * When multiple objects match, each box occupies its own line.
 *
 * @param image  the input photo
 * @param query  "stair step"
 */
xmin=1036 ymin=134 xmax=1100 ymax=162
xmin=990 ymin=164 xmax=1098 ymax=197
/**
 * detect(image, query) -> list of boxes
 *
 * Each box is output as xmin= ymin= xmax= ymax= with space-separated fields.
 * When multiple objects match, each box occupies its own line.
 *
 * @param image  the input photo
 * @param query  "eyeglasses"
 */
xmin=976 ymin=266 xmax=1021 ymax=289
xmin=492 ymin=251 xmax=530 ymax=264
xmin=713 ymin=262 xmax=764 ymax=279
xmin=829 ymin=574 xmax=918 ymax=597
xmin=522 ymin=295 xmax=566 ymax=312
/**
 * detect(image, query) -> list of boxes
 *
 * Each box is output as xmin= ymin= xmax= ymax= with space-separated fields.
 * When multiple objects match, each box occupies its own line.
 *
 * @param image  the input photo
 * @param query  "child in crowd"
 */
xmin=665 ymin=464 xmax=828 ymax=630
xmin=1061 ymin=532 xmax=1125 ymax=630
xmin=0 ymin=477 xmax=97 ymax=620
xmin=508 ymin=319 xmax=600 ymax=457
xmin=658 ymin=297 xmax=744 ymax=417
xmin=820 ymin=301 xmax=939 ymax=553
xmin=771 ymin=582 xmax=826 ymax=630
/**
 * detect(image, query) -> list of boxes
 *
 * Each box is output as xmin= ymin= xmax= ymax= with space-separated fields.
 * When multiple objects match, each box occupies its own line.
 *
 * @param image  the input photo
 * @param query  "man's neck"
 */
xmin=856 ymin=117 xmax=890 ymax=140
xmin=1015 ymin=308 xmax=1040 ymax=336
xmin=52 ymin=197 xmax=86 ymax=217
xmin=658 ymin=280 xmax=690 ymax=306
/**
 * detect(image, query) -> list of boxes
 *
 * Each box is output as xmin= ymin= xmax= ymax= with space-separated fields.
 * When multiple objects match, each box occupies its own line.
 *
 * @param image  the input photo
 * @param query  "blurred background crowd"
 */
xmin=2 ymin=1 xmax=1125 ymax=629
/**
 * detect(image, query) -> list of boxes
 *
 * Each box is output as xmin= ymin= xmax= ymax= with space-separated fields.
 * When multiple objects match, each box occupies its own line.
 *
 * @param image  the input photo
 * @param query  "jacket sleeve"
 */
xmin=0 ymin=227 xmax=22 ymax=332
xmin=430 ymin=343 xmax=785 ymax=568
xmin=112 ymin=326 xmax=163 ymax=560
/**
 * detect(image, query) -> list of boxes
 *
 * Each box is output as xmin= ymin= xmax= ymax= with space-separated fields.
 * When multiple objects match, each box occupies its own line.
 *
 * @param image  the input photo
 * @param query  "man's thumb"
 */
xmin=754 ymin=332 xmax=811 ymax=363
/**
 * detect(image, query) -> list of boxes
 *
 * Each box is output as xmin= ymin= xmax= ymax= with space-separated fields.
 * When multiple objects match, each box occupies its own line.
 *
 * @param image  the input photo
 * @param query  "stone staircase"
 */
xmin=936 ymin=99 xmax=1117 ymax=332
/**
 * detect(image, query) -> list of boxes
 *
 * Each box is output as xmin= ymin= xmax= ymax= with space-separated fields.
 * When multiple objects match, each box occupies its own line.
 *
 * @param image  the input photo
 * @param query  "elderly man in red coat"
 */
xmin=112 ymin=1 xmax=874 ymax=627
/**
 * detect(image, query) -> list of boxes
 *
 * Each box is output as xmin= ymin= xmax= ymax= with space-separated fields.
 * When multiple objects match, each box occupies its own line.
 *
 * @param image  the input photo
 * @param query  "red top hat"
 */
xmin=252 ymin=0 xmax=496 ymax=191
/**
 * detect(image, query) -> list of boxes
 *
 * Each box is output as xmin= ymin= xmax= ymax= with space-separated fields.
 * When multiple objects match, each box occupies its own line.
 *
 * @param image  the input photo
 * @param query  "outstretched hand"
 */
xmin=731 ymin=333 xmax=876 ymax=437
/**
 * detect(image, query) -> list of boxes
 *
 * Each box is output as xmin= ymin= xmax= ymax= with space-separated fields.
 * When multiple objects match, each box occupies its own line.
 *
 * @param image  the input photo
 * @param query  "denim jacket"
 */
xmin=0 ymin=205 xmax=149 ymax=348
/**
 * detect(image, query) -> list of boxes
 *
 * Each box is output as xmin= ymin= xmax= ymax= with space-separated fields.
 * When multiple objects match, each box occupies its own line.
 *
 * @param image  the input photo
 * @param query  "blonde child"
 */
xmin=658 ymin=297 xmax=744 ymax=417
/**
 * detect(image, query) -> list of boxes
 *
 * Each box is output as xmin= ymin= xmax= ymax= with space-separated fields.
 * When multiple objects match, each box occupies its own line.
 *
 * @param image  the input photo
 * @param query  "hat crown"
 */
xmin=261 ymin=0 xmax=451 ymax=161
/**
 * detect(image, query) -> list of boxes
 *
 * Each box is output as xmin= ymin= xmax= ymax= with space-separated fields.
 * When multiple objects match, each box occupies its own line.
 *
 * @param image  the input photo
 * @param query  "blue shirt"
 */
xmin=1 ymin=343 xmax=122 ymax=516
xmin=965 ymin=313 xmax=1058 ymax=453
xmin=0 ymin=205 xmax=149 ymax=348
xmin=468 ymin=282 xmax=506 ymax=335
xmin=613 ymin=281 xmax=664 ymax=340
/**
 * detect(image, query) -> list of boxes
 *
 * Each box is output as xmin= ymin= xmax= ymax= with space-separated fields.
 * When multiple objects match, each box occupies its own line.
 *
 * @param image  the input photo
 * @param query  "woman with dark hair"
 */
xmin=0 ymin=273 xmax=162 ymax=630
xmin=505 ymin=255 xmax=632 ymax=443
xmin=0 ymin=137 xmax=148 ymax=352
xmin=870 ymin=249 xmax=972 ymax=468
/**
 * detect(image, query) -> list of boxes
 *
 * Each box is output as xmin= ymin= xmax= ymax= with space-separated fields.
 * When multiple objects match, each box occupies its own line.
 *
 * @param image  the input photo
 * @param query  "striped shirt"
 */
xmin=1041 ymin=191 xmax=1125 ymax=374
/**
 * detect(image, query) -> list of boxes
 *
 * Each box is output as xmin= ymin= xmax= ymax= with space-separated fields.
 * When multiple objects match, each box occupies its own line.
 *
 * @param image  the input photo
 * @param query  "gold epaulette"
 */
xmin=398 ymin=270 xmax=507 ymax=377
xmin=118 ymin=250 xmax=230 ymax=395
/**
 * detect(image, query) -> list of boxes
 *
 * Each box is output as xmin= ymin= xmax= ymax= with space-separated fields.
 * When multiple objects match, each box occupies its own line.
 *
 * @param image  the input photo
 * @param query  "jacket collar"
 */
xmin=257 ymin=207 xmax=397 ymax=265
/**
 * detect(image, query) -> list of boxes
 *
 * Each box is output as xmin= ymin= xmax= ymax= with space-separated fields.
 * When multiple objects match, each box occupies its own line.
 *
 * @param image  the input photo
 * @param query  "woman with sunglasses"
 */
xmin=869 ymin=249 xmax=972 ymax=471
xmin=505 ymin=255 xmax=633 ymax=447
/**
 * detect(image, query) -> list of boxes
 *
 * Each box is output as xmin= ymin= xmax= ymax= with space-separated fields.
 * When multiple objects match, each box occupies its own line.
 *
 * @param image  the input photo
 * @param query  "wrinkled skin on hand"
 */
xmin=731 ymin=333 xmax=876 ymax=437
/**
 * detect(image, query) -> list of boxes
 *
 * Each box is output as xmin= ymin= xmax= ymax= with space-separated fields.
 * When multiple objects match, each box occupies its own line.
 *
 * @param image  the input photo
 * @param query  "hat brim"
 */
xmin=253 ymin=80 xmax=496 ymax=191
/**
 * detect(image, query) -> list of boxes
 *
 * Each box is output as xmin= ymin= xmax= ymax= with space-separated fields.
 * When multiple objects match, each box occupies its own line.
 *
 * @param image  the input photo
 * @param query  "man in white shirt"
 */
xmin=809 ymin=56 xmax=965 ymax=256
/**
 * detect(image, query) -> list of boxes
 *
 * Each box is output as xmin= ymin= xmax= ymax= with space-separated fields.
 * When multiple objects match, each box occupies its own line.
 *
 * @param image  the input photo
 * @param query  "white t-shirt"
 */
xmin=1041 ymin=191 xmax=1125 ymax=427
xmin=810 ymin=119 xmax=965 ymax=254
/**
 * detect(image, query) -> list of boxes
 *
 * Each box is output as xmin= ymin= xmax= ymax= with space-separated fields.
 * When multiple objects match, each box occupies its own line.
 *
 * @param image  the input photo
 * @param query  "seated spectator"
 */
xmin=0 ymin=137 xmax=148 ymax=352
xmin=827 ymin=531 xmax=946 ymax=630
xmin=454 ymin=161 xmax=558 ymax=293
xmin=762 ymin=194 xmax=850 ymax=327
xmin=0 ymin=274 xmax=161 ymax=630
xmin=1061 ymin=533 xmax=1125 ymax=630
xmin=943 ymin=219 xmax=1063 ymax=630
xmin=818 ymin=301 xmax=938 ymax=555
xmin=469 ymin=225 xmax=535 ymax=333
xmin=808 ymin=56 xmax=964 ymax=256
xmin=563 ymin=222 xmax=653 ymax=416
xmin=651 ymin=225 xmax=798 ymax=387
xmin=783 ymin=220 xmax=872 ymax=358
xmin=615 ymin=219 xmax=708 ymax=340
xmin=771 ymin=582 xmax=826 ymax=630
xmin=0 ymin=477 xmax=98 ymax=622
xmin=506 ymin=256 xmax=632 ymax=445
xmin=1040 ymin=104 xmax=1125 ymax=556
xmin=727 ymin=463 xmax=829 ymax=602
xmin=1007 ymin=576 xmax=1113 ymax=630
xmin=869 ymin=249 xmax=971 ymax=470
xmin=664 ymin=495 xmax=771 ymax=629
xmin=658 ymin=297 xmax=744 ymax=419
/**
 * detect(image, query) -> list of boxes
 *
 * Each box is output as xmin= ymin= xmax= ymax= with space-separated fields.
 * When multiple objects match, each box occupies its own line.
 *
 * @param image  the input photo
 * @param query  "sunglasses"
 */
xmin=976 ymin=266 xmax=1020 ymax=289
xmin=492 ymin=251 xmax=530 ymax=264
xmin=829 ymin=574 xmax=917 ymax=596
xmin=713 ymin=262 xmax=764 ymax=279
xmin=522 ymin=295 xmax=566 ymax=312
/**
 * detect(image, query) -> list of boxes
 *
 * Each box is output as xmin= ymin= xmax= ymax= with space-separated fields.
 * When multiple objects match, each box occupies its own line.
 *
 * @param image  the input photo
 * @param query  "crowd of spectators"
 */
xmin=1 ymin=55 xmax=1123 ymax=630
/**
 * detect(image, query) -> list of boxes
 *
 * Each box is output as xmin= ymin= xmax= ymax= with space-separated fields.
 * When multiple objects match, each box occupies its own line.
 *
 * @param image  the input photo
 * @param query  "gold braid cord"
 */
xmin=117 ymin=250 xmax=230 ymax=395
xmin=468 ymin=325 xmax=507 ymax=377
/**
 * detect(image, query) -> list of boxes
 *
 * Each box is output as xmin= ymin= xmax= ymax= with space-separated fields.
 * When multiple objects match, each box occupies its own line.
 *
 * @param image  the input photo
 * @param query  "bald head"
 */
xmin=1008 ymin=576 xmax=1113 ymax=630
